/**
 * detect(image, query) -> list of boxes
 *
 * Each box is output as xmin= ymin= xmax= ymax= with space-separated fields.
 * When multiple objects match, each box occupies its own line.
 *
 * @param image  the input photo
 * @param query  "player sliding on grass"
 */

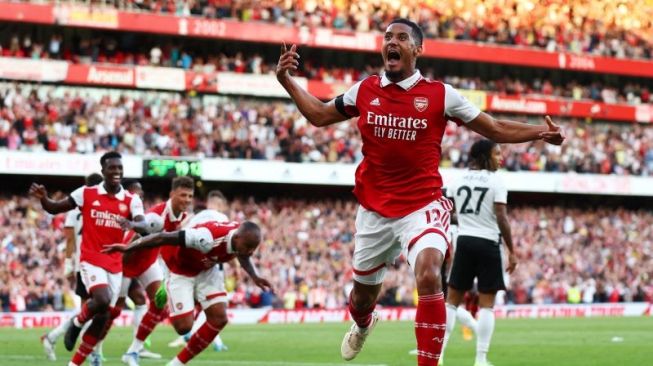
xmin=103 ymin=220 xmax=272 ymax=366
xmin=277 ymin=17 xmax=564 ymax=366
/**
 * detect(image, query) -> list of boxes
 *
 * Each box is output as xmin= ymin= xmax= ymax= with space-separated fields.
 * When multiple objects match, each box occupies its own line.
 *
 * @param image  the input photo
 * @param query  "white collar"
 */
xmin=165 ymin=199 xmax=184 ymax=222
xmin=380 ymin=70 xmax=422 ymax=90
xmin=98 ymin=182 xmax=125 ymax=200
xmin=226 ymin=229 xmax=236 ymax=254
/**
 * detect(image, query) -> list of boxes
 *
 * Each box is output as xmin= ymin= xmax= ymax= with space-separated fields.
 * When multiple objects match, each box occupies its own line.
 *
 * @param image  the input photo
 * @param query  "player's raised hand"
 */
xmin=275 ymin=42 xmax=300 ymax=80
xmin=29 ymin=183 xmax=47 ymax=199
xmin=506 ymin=251 xmax=518 ymax=274
xmin=253 ymin=276 xmax=274 ymax=293
xmin=539 ymin=116 xmax=565 ymax=145
xmin=101 ymin=244 xmax=128 ymax=253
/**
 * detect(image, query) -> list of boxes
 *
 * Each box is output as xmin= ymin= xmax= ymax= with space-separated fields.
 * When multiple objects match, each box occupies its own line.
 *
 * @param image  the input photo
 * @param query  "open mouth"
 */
xmin=387 ymin=50 xmax=401 ymax=60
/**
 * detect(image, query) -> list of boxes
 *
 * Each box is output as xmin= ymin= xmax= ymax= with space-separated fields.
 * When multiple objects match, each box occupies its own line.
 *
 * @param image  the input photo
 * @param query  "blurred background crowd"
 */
xmin=2 ymin=194 xmax=652 ymax=312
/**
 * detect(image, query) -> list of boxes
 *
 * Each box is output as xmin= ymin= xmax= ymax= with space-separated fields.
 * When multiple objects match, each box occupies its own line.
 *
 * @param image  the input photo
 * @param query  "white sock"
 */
xmin=476 ymin=308 xmax=495 ymax=364
xmin=127 ymin=339 xmax=144 ymax=354
xmin=441 ymin=303 xmax=457 ymax=361
xmin=132 ymin=304 xmax=147 ymax=336
xmin=456 ymin=306 xmax=478 ymax=334
xmin=48 ymin=317 xmax=73 ymax=342
xmin=169 ymin=356 xmax=185 ymax=366
xmin=95 ymin=340 xmax=103 ymax=354
xmin=213 ymin=334 xmax=224 ymax=347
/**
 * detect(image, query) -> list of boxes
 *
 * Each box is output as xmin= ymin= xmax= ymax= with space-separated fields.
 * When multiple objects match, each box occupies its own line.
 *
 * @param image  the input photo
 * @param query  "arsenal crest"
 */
xmin=119 ymin=203 xmax=128 ymax=213
xmin=414 ymin=97 xmax=428 ymax=112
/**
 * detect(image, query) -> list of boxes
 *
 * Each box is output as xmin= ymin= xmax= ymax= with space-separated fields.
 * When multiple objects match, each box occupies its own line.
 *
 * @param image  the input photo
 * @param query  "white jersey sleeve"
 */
xmin=129 ymin=195 xmax=145 ymax=218
xmin=70 ymin=186 xmax=85 ymax=207
xmin=64 ymin=209 xmax=78 ymax=228
xmin=493 ymin=174 xmax=508 ymax=204
xmin=343 ymin=80 xmax=363 ymax=107
xmin=444 ymin=84 xmax=481 ymax=123
xmin=184 ymin=227 xmax=214 ymax=253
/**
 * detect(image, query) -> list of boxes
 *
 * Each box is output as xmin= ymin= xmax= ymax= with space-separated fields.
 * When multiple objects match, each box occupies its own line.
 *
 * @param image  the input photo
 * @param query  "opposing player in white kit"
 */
xmin=277 ymin=17 xmax=563 ymax=366
xmin=167 ymin=190 xmax=233 ymax=351
xmin=104 ymin=220 xmax=272 ymax=366
xmin=442 ymin=139 xmax=517 ymax=366
xmin=41 ymin=173 xmax=103 ymax=362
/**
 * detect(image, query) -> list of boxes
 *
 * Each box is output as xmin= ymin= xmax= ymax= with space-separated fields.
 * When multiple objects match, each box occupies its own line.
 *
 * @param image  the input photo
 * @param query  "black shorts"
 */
xmin=448 ymin=235 xmax=505 ymax=293
xmin=75 ymin=272 xmax=89 ymax=299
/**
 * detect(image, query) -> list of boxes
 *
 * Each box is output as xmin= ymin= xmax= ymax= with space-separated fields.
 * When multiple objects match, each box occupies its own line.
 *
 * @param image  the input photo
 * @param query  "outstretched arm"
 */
xmin=29 ymin=183 xmax=76 ymax=214
xmin=237 ymin=255 xmax=273 ymax=292
xmin=103 ymin=231 xmax=182 ymax=253
xmin=276 ymin=43 xmax=349 ymax=127
xmin=466 ymin=113 xmax=564 ymax=145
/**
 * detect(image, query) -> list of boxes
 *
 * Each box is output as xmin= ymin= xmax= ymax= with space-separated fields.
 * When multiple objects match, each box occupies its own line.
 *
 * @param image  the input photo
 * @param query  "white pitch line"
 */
xmin=0 ymin=354 xmax=388 ymax=366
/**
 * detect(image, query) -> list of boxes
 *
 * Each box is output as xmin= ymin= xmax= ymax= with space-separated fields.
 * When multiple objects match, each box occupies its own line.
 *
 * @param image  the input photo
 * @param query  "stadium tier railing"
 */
xmin=1 ymin=57 xmax=651 ymax=123
xmin=1 ymin=150 xmax=652 ymax=196
xmin=2 ymin=303 xmax=651 ymax=329
xmin=1 ymin=2 xmax=653 ymax=78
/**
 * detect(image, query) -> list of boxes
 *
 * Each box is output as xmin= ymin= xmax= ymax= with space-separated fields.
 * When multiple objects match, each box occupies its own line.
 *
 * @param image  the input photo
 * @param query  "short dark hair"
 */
xmin=100 ymin=151 xmax=122 ymax=168
xmin=469 ymin=139 xmax=497 ymax=170
xmin=172 ymin=176 xmax=194 ymax=191
xmin=207 ymin=190 xmax=226 ymax=201
xmin=122 ymin=179 xmax=141 ymax=190
xmin=85 ymin=173 xmax=103 ymax=186
xmin=389 ymin=18 xmax=424 ymax=46
xmin=240 ymin=221 xmax=261 ymax=241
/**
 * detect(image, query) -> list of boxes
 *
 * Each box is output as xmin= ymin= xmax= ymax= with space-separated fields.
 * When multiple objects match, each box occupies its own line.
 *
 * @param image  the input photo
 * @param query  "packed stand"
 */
xmin=2 ymin=82 xmax=653 ymax=175
xmin=1 ymin=193 xmax=652 ymax=312
xmin=2 ymin=33 xmax=652 ymax=105
xmin=18 ymin=0 xmax=653 ymax=60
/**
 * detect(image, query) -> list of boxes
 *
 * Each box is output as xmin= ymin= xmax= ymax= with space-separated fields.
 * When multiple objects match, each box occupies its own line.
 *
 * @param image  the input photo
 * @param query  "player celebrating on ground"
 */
xmin=104 ymin=220 xmax=272 ymax=366
xmin=29 ymin=151 xmax=149 ymax=366
xmin=167 ymin=190 xmax=233 ymax=352
xmin=119 ymin=176 xmax=195 ymax=366
xmin=276 ymin=18 xmax=563 ymax=366
xmin=41 ymin=172 xmax=103 ymax=362
xmin=442 ymin=140 xmax=517 ymax=366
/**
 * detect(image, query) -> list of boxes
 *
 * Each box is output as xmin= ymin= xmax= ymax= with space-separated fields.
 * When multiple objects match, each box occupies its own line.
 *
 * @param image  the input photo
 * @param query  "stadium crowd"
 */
xmin=2 ymin=33 xmax=651 ymax=105
xmin=17 ymin=0 xmax=652 ymax=60
xmin=1 ymin=193 xmax=652 ymax=312
xmin=2 ymin=82 xmax=653 ymax=175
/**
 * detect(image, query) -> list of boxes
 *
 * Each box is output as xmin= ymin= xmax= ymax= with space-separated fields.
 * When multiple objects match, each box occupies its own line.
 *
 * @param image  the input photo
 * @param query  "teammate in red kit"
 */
xmin=29 ymin=151 xmax=150 ymax=366
xmin=119 ymin=176 xmax=195 ymax=366
xmin=276 ymin=18 xmax=564 ymax=366
xmin=104 ymin=220 xmax=272 ymax=366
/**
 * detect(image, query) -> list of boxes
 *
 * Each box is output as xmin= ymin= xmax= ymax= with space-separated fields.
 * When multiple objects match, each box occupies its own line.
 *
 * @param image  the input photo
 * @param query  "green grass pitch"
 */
xmin=1 ymin=317 xmax=651 ymax=366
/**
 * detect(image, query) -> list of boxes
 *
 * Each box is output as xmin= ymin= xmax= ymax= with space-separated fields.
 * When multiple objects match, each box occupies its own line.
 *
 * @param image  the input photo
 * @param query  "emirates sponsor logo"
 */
xmin=87 ymin=66 xmax=133 ymax=85
xmin=366 ymin=111 xmax=428 ymax=141
xmin=414 ymin=97 xmax=428 ymax=112
xmin=490 ymin=96 xmax=547 ymax=114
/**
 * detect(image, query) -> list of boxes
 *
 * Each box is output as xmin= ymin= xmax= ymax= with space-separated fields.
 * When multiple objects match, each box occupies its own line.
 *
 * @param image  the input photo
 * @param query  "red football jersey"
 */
xmin=161 ymin=221 xmax=239 ymax=277
xmin=341 ymin=71 xmax=480 ymax=218
xmin=70 ymin=184 xmax=144 ymax=273
xmin=123 ymin=200 xmax=187 ymax=278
